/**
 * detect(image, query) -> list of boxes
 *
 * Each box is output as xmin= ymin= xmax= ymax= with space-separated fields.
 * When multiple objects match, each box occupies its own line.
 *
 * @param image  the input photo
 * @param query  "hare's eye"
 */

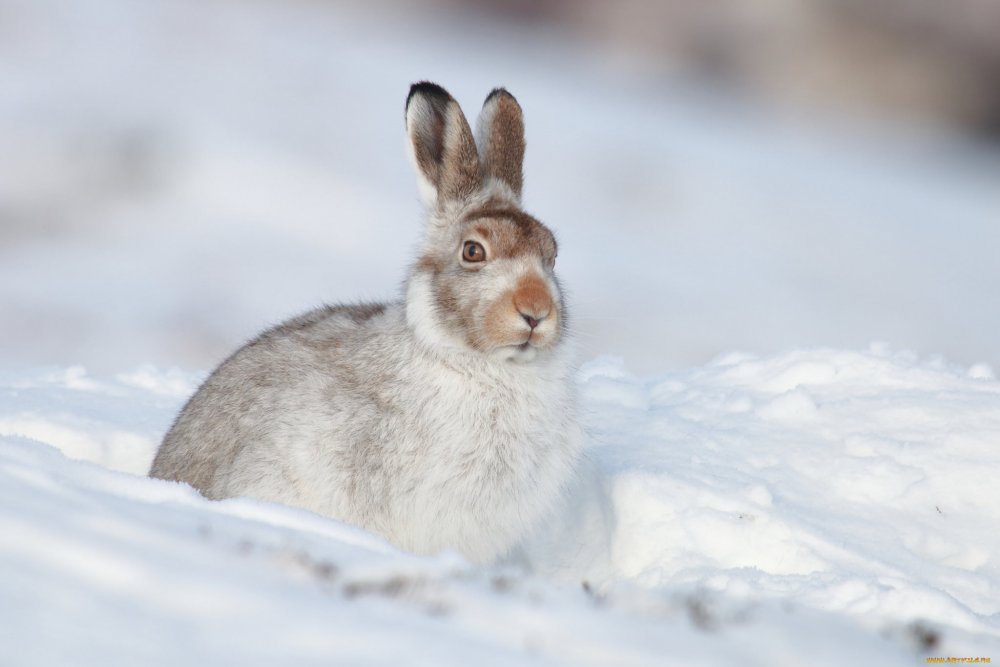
xmin=462 ymin=241 xmax=486 ymax=263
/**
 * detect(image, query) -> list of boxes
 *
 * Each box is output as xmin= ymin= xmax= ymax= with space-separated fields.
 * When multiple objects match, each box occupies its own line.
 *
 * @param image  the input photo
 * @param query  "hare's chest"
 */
xmin=370 ymin=361 xmax=579 ymax=562
xmin=414 ymin=368 xmax=565 ymax=451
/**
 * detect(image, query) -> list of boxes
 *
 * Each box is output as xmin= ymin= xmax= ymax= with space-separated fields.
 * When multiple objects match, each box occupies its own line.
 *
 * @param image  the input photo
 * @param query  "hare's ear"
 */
xmin=475 ymin=88 xmax=525 ymax=201
xmin=406 ymin=82 xmax=481 ymax=209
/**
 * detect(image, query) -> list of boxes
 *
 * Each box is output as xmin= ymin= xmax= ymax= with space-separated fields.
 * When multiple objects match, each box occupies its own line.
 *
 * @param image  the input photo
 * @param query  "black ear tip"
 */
xmin=484 ymin=87 xmax=516 ymax=105
xmin=407 ymin=81 xmax=452 ymax=111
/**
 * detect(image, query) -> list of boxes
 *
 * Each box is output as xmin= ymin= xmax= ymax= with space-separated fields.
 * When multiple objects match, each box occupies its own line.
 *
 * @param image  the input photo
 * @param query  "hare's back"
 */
xmin=149 ymin=302 xmax=399 ymax=495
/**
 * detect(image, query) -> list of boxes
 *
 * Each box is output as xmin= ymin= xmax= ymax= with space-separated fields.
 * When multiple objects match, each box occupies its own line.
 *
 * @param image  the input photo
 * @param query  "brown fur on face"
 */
xmin=461 ymin=208 xmax=557 ymax=264
xmin=480 ymin=293 xmax=527 ymax=351
xmin=418 ymin=208 xmax=562 ymax=354
xmin=480 ymin=272 xmax=560 ymax=351
xmin=512 ymin=273 xmax=552 ymax=320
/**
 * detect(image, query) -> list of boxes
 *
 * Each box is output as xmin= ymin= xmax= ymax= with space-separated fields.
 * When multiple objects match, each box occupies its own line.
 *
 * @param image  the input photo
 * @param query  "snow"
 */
xmin=4 ymin=0 xmax=1000 ymax=663
xmin=3 ymin=348 xmax=999 ymax=664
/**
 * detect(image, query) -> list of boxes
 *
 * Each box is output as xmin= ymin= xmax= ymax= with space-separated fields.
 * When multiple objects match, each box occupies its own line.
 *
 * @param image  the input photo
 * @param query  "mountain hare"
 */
xmin=150 ymin=82 xmax=581 ymax=565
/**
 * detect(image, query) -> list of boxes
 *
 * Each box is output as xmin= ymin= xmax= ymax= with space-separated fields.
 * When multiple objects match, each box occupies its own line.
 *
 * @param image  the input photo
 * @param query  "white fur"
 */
xmin=300 ymin=308 xmax=579 ymax=563
xmin=404 ymin=97 xmax=440 ymax=208
xmin=195 ymin=303 xmax=581 ymax=564
xmin=405 ymin=271 xmax=464 ymax=353
xmin=474 ymin=93 xmax=497 ymax=156
xmin=404 ymin=134 xmax=438 ymax=207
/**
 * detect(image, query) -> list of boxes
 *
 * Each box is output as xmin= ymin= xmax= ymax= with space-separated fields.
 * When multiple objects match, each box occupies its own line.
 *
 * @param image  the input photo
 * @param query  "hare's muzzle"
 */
xmin=513 ymin=273 xmax=553 ymax=330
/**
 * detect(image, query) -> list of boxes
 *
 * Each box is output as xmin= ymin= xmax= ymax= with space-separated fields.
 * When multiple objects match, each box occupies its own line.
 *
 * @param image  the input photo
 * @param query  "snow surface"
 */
xmin=3 ymin=348 xmax=999 ymax=665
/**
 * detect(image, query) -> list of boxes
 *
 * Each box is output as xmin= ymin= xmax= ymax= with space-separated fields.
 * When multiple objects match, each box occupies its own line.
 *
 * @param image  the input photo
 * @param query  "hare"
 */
xmin=150 ymin=82 xmax=581 ymax=565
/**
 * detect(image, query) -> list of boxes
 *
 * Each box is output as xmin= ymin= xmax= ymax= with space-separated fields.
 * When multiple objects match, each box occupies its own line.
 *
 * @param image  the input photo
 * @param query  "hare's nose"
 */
xmin=513 ymin=274 xmax=552 ymax=329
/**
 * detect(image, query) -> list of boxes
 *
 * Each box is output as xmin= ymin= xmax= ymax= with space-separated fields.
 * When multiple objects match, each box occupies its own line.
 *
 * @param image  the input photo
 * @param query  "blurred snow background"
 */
xmin=2 ymin=0 xmax=998 ymax=375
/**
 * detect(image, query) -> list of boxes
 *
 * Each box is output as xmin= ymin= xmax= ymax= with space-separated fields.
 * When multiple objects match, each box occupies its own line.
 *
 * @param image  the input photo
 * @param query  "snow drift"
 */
xmin=2 ymin=347 xmax=998 ymax=665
